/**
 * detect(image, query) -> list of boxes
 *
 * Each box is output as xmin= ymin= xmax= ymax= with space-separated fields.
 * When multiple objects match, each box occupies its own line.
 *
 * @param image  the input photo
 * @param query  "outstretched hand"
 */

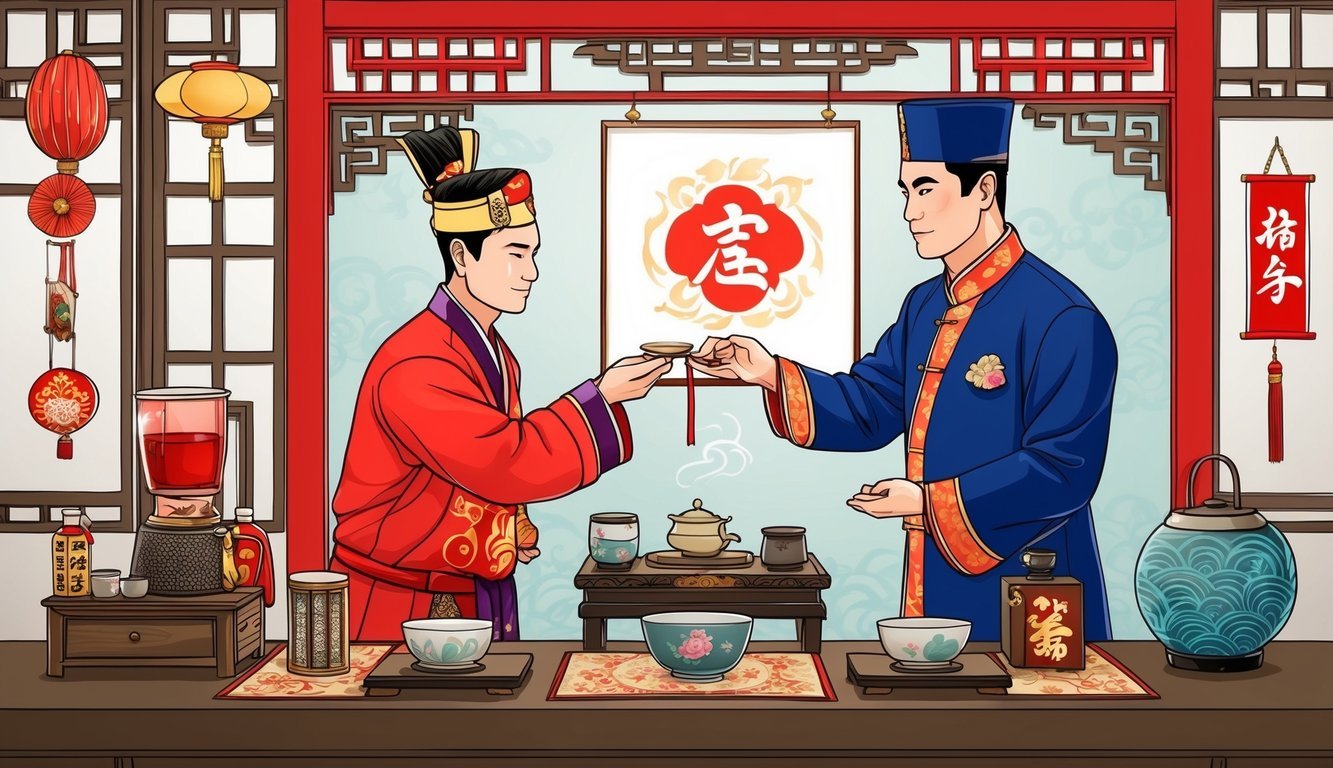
xmin=596 ymin=354 xmax=673 ymax=404
xmin=686 ymin=335 xmax=778 ymax=391
xmin=847 ymin=479 xmax=925 ymax=519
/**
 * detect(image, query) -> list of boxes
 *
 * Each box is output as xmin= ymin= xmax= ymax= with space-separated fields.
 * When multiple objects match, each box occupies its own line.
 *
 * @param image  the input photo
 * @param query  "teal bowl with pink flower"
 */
xmin=641 ymin=611 xmax=753 ymax=683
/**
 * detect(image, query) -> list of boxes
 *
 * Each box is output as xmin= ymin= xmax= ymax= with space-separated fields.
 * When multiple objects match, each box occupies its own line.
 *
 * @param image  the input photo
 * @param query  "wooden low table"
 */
xmin=42 ymin=587 xmax=265 ymax=678
xmin=574 ymin=553 xmax=831 ymax=652
xmin=4 ymin=640 xmax=1333 ymax=765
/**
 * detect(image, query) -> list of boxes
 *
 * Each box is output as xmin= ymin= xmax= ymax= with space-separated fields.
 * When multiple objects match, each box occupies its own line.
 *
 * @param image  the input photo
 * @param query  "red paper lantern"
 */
xmin=29 ymin=368 xmax=99 ymax=459
xmin=25 ymin=50 xmax=109 ymax=175
xmin=28 ymin=173 xmax=96 ymax=237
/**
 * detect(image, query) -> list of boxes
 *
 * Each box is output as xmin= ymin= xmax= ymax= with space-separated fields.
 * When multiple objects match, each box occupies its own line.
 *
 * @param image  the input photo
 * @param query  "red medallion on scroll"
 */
xmin=665 ymin=184 xmax=803 ymax=314
xmin=603 ymin=123 xmax=858 ymax=377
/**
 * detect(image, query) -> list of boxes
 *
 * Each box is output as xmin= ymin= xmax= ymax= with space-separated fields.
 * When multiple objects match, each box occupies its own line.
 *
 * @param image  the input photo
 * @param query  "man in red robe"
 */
xmin=332 ymin=126 xmax=670 ymax=641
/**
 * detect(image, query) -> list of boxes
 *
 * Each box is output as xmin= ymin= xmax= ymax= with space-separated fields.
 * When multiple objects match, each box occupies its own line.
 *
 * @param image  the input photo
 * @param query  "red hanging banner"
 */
xmin=1241 ymin=174 xmax=1315 ymax=341
xmin=1240 ymin=138 xmax=1316 ymax=463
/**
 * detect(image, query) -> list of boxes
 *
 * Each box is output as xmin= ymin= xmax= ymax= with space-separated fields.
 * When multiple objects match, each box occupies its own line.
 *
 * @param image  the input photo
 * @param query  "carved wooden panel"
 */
xmin=574 ymin=38 xmax=918 ymax=91
xmin=330 ymin=105 xmax=474 ymax=204
xmin=1021 ymin=104 xmax=1168 ymax=193
xmin=334 ymin=36 xmax=531 ymax=93
xmin=969 ymin=35 xmax=1169 ymax=94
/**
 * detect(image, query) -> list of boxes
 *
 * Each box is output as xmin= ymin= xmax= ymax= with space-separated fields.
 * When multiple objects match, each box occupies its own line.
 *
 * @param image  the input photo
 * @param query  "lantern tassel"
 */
xmin=1268 ymin=343 xmax=1284 ymax=463
xmin=208 ymin=137 xmax=225 ymax=202
xmin=57 ymin=435 xmax=73 ymax=460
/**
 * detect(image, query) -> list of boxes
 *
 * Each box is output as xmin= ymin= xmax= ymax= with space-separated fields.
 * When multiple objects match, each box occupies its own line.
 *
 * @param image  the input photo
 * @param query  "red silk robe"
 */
xmin=332 ymin=286 xmax=631 ymax=641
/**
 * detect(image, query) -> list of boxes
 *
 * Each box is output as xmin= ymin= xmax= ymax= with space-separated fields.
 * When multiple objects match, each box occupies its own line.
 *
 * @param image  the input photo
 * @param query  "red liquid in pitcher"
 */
xmin=142 ymin=432 xmax=223 ymax=490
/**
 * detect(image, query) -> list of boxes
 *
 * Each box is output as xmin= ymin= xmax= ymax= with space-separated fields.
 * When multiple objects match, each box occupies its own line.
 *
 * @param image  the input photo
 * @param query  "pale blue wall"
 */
xmin=328 ymin=103 xmax=1169 ymax=640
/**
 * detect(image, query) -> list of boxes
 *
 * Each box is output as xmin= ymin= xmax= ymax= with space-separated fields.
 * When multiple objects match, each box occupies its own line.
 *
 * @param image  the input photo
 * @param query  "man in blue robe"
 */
xmin=689 ymin=98 xmax=1115 ymax=641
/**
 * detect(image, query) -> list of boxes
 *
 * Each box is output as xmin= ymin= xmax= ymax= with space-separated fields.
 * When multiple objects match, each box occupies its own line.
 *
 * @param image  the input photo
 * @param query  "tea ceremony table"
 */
xmin=3 ymin=640 xmax=1331 ymax=767
xmin=574 ymin=553 xmax=832 ymax=652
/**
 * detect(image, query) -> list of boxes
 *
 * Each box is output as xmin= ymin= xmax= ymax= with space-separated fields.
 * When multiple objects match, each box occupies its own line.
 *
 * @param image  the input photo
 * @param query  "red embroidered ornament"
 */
xmin=29 ymin=174 xmax=96 ymax=237
xmin=29 ymin=368 xmax=99 ymax=459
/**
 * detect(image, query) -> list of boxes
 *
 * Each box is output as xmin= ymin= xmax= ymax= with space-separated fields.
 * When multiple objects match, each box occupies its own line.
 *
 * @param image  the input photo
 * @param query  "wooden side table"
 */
xmin=42 ymin=587 xmax=265 ymax=678
xmin=574 ymin=554 xmax=831 ymax=653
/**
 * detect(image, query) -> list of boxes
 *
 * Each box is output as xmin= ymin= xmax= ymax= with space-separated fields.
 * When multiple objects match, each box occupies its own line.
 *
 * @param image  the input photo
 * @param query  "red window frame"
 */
xmin=284 ymin=0 xmax=1215 ymax=571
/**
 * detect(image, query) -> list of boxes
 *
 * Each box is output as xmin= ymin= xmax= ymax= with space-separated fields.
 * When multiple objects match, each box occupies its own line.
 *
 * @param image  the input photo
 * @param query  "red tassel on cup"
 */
xmin=1268 ymin=343 xmax=1283 ymax=463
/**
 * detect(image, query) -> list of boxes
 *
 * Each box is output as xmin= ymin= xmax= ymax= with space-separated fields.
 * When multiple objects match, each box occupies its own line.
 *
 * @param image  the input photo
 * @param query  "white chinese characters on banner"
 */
xmin=1254 ymin=206 xmax=1302 ymax=305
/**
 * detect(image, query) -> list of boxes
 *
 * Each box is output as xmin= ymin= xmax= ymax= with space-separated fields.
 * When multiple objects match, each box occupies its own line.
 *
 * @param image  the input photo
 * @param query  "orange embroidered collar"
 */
xmin=944 ymin=226 xmax=1024 ymax=305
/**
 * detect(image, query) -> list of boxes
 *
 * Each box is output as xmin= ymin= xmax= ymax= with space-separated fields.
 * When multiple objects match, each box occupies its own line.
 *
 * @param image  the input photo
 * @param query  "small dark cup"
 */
xmin=760 ymin=526 xmax=808 ymax=571
xmin=1021 ymin=548 xmax=1057 ymax=579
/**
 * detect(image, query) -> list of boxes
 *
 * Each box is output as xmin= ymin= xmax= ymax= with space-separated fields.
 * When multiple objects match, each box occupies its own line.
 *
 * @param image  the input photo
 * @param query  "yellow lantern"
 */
xmin=154 ymin=61 xmax=272 ymax=202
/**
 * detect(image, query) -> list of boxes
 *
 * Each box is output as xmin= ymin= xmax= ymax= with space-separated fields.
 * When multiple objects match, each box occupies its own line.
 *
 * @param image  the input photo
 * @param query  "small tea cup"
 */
xmin=120 ymin=576 xmax=148 ymax=598
xmin=1021 ymin=548 xmax=1057 ymax=579
xmin=90 ymin=569 xmax=122 ymax=598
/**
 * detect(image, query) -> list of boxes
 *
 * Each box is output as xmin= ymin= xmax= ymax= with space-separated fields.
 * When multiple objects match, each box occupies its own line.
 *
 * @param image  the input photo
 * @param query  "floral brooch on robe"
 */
xmin=965 ymin=354 xmax=1006 ymax=390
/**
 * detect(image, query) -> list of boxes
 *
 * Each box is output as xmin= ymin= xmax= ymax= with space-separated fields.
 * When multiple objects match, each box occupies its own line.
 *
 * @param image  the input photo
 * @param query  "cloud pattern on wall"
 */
xmin=675 ymin=412 xmax=754 ymax=487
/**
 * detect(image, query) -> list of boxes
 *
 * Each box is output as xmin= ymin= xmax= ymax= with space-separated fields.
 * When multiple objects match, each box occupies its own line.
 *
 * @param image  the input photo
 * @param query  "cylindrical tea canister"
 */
xmin=287 ymin=571 xmax=349 ymax=676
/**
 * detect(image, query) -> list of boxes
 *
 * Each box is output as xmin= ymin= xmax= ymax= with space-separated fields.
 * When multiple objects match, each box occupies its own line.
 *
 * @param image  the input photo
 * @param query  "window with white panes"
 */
xmin=141 ymin=1 xmax=286 ymax=530
xmin=0 ymin=3 xmax=284 ymax=532
xmin=0 ymin=3 xmax=136 ymax=532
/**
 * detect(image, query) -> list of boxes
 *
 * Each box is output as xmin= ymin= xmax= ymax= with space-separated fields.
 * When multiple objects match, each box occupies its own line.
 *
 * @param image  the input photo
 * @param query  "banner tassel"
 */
xmin=1268 ymin=342 xmax=1284 ymax=463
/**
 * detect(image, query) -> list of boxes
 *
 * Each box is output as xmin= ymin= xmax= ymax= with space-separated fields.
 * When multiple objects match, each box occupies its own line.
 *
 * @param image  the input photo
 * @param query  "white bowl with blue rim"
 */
xmin=877 ymin=617 xmax=971 ymax=669
xmin=402 ymin=618 xmax=492 ymax=670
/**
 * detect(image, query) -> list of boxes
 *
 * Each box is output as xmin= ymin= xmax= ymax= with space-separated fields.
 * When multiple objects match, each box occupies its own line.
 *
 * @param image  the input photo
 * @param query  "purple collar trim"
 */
xmin=427 ymin=286 xmax=505 ymax=406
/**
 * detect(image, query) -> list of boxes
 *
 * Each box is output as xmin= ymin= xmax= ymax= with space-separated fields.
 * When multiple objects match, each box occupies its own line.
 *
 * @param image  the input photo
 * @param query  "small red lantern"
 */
xmin=29 ymin=174 xmax=96 ymax=237
xmin=29 ymin=368 xmax=99 ymax=459
xmin=25 ymin=50 xmax=110 ymax=175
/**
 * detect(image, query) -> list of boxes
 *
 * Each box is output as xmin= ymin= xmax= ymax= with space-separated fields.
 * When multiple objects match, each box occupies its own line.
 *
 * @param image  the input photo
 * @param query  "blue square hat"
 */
xmin=898 ymin=98 xmax=1014 ymax=163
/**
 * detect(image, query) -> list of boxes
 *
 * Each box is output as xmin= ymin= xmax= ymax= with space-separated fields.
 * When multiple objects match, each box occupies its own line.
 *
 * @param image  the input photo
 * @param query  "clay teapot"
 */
xmin=667 ymin=498 xmax=741 ymax=558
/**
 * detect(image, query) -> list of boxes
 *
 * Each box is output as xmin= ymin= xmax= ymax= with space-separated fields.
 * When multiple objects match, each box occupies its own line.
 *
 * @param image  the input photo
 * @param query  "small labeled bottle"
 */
xmin=1000 ymin=548 xmax=1085 ymax=670
xmin=232 ymin=507 xmax=275 ymax=606
xmin=52 ymin=509 xmax=93 ymax=597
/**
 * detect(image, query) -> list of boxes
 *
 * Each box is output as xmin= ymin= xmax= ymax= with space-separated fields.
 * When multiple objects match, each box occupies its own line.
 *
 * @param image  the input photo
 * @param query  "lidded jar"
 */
xmin=589 ymin=513 xmax=639 ymax=569
xmin=1134 ymin=454 xmax=1297 ymax=672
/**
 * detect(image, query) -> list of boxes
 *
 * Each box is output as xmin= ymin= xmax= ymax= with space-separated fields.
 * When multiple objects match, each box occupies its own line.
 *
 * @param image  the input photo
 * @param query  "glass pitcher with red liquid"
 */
xmin=131 ymin=387 xmax=234 ymax=594
xmin=136 ymin=387 xmax=228 ymax=517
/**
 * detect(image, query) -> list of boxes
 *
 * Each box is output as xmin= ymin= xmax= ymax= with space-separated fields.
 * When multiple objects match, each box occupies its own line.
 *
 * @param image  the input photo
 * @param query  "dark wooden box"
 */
xmin=1000 ymin=576 xmax=1085 ymax=670
xmin=42 ymin=587 xmax=265 ymax=678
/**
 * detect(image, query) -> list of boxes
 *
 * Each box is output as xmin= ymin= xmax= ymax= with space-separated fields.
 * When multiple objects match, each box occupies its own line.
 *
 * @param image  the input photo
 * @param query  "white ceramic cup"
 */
xmin=120 ymin=576 xmax=148 ymax=598
xmin=90 ymin=569 xmax=122 ymax=598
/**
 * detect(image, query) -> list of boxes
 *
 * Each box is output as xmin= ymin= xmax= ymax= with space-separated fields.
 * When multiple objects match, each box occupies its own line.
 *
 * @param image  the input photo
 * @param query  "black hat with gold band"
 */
xmin=396 ymin=125 xmax=536 ymax=234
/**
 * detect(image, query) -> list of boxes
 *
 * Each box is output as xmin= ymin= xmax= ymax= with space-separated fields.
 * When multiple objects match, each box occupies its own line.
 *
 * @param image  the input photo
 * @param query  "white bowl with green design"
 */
xmin=402 ymin=618 xmax=493 ymax=669
xmin=877 ymin=617 xmax=971 ymax=668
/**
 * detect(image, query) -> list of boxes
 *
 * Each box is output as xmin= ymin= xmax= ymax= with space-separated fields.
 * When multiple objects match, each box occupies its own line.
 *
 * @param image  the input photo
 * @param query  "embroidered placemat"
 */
xmin=547 ymin=652 xmax=837 ymax=701
xmin=984 ymin=643 xmax=1159 ymax=698
xmin=215 ymin=643 xmax=396 ymax=699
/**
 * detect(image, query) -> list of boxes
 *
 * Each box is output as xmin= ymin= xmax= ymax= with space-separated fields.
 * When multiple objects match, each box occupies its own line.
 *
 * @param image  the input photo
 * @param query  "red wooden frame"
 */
xmin=285 ymin=0 xmax=1214 ymax=572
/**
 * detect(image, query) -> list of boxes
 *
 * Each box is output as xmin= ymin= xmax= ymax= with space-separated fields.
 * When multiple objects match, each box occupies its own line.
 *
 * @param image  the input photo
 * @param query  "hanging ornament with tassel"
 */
xmin=1240 ymin=137 xmax=1316 ymax=463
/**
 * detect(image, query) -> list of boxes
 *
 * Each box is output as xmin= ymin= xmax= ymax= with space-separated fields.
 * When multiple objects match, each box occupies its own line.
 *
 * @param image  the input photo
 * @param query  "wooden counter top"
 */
xmin=1 ymin=640 xmax=1331 ymax=767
